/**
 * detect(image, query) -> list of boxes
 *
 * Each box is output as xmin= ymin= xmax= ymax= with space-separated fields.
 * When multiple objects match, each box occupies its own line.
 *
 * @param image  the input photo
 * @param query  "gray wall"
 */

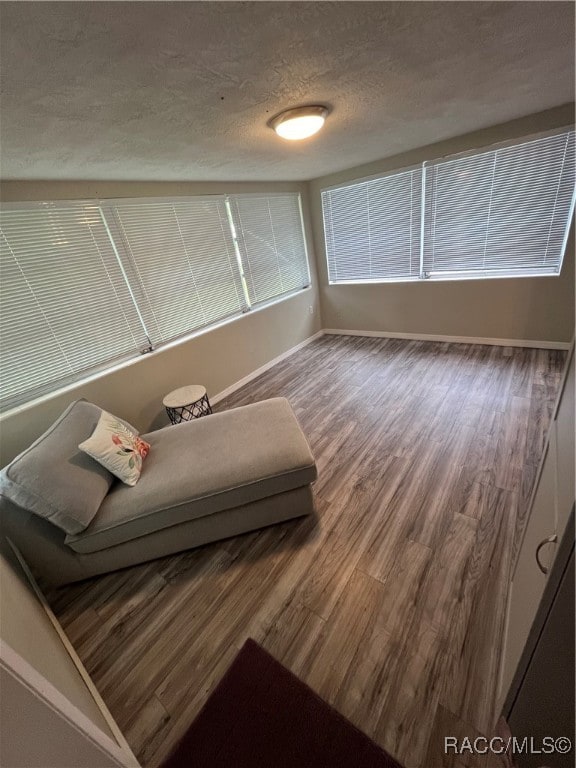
xmin=0 ymin=545 xmax=114 ymax=738
xmin=309 ymin=104 xmax=575 ymax=344
xmin=0 ymin=666 xmax=125 ymax=768
xmin=0 ymin=181 xmax=321 ymax=465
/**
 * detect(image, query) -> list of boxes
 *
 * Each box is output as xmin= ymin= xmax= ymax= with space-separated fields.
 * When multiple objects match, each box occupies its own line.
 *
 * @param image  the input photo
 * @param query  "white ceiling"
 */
xmin=1 ymin=1 xmax=574 ymax=182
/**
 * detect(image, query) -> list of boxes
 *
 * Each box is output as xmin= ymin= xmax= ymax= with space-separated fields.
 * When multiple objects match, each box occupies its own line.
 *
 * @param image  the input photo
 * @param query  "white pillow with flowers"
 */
xmin=79 ymin=411 xmax=150 ymax=486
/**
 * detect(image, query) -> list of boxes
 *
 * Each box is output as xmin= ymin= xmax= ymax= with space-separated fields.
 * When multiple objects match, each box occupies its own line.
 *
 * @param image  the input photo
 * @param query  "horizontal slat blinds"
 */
xmin=322 ymin=168 xmax=423 ymax=282
xmin=228 ymin=194 xmax=310 ymax=306
xmin=423 ymin=130 xmax=576 ymax=277
xmin=1 ymin=192 xmax=311 ymax=410
xmin=106 ymin=197 xmax=247 ymax=345
xmin=0 ymin=203 xmax=149 ymax=410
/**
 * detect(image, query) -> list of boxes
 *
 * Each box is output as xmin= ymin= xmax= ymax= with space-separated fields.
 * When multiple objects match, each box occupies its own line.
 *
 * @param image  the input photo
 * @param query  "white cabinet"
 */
xmin=499 ymin=344 xmax=575 ymax=707
xmin=507 ymin=537 xmax=574 ymax=768
xmin=554 ymin=346 xmax=575 ymax=539
xmin=500 ymin=440 xmax=554 ymax=699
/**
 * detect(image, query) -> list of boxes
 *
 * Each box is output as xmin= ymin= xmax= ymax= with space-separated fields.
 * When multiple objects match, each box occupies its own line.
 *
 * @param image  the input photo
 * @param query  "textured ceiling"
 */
xmin=0 ymin=1 xmax=574 ymax=182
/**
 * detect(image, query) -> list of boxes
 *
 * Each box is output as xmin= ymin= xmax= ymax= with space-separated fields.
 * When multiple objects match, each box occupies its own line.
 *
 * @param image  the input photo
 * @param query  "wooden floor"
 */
xmin=47 ymin=335 xmax=566 ymax=768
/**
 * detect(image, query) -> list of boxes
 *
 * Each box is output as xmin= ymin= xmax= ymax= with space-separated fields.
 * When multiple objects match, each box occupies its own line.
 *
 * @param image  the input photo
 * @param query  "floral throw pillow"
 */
xmin=79 ymin=411 xmax=150 ymax=487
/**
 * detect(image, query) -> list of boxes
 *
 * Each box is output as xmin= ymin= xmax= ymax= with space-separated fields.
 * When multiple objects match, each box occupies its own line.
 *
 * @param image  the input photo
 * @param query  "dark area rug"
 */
xmin=162 ymin=638 xmax=402 ymax=768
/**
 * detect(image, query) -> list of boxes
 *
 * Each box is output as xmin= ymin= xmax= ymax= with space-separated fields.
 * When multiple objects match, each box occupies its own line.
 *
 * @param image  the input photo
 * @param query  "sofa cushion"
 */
xmin=0 ymin=400 xmax=119 ymax=534
xmin=65 ymin=398 xmax=316 ymax=554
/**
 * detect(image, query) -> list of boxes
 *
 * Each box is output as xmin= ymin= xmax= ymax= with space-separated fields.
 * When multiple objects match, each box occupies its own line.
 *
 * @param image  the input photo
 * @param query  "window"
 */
xmin=0 ymin=202 xmax=150 ymax=409
xmin=103 ymin=196 xmax=246 ymax=345
xmin=0 ymin=193 xmax=309 ymax=410
xmin=228 ymin=194 xmax=310 ymax=305
xmin=424 ymin=131 xmax=576 ymax=278
xmin=322 ymin=128 xmax=575 ymax=284
xmin=322 ymin=167 xmax=423 ymax=282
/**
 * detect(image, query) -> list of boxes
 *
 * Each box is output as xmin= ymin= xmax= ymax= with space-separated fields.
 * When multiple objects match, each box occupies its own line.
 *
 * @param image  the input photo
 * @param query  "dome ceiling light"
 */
xmin=270 ymin=105 xmax=329 ymax=141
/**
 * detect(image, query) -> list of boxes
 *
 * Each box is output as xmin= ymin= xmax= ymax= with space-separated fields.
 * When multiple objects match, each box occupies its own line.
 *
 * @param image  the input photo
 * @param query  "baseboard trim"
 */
xmin=211 ymin=327 xmax=568 ymax=404
xmin=211 ymin=330 xmax=325 ymax=405
xmin=322 ymin=328 xmax=571 ymax=351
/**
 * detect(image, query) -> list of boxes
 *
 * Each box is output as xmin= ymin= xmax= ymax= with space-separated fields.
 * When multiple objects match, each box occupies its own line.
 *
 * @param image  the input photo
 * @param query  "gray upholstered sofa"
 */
xmin=0 ymin=397 xmax=317 ymax=586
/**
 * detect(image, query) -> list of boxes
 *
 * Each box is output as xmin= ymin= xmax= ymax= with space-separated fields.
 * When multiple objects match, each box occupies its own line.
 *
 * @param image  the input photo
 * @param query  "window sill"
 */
xmin=0 ymin=286 xmax=312 ymax=421
xmin=328 ymin=272 xmax=560 ymax=285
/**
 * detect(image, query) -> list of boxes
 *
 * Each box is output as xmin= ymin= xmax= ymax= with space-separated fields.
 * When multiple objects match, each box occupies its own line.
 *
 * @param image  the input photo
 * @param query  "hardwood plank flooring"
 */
xmin=46 ymin=336 xmax=566 ymax=768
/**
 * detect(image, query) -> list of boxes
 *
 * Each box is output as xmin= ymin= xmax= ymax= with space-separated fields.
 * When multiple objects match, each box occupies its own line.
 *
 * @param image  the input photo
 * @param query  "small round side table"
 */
xmin=163 ymin=385 xmax=213 ymax=424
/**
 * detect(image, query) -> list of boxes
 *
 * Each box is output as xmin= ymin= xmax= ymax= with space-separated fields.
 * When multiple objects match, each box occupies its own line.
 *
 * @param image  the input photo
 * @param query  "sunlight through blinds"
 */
xmin=0 ymin=202 xmax=150 ymax=410
xmin=228 ymin=194 xmax=310 ymax=306
xmin=322 ymin=168 xmax=423 ymax=282
xmin=106 ymin=196 xmax=247 ymax=345
xmin=423 ymin=130 xmax=575 ymax=278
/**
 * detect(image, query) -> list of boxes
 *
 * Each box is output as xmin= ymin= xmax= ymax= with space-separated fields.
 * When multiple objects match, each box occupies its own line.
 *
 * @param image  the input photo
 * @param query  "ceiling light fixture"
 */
xmin=270 ymin=105 xmax=329 ymax=141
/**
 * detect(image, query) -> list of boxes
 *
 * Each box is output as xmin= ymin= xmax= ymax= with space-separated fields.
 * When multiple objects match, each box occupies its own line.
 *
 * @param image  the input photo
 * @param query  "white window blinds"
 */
xmin=105 ymin=197 xmax=247 ymax=345
xmin=322 ymin=128 xmax=575 ymax=284
xmin=228 ymin=194 xmax=310 ymax=306
xmin=423 ymin=130 xmax=576 ymax=277
xmin=0 ymin=203 xmax=150 ymax=410
xmin=322 ymin=168 xmax=423 ymax=282
xmin=1 ymin=193 xmax=310 ymax=410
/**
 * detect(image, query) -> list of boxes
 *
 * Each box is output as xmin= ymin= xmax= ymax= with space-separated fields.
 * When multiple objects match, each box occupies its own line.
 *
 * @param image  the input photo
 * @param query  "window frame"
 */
xmin=321 ymin=162 xmax=424 ymax=285
xmin=100 ymin=194 xmax=250 ymax=347
xmin=227 ymin=192 xmax=312 ymax=307
xmin=321 ymin=126 xmax=575 ymax=285
xmin=0 ymin=192 xmax=312 ymax=413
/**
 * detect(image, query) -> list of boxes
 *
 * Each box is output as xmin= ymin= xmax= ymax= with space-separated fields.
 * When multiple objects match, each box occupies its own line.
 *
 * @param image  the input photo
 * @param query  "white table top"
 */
xmin=163 ymin=385 xmax=207 ymax=408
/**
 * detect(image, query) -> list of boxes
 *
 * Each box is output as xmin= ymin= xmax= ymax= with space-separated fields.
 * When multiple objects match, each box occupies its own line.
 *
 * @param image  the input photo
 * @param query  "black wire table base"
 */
xmin=165 ymin=392 xmax=213 ymax=424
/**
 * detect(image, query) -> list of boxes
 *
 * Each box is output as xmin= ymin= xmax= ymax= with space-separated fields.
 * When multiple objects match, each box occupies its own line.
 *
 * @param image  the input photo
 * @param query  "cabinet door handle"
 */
xmin=535 ymin=534 xmax=558 ymax=575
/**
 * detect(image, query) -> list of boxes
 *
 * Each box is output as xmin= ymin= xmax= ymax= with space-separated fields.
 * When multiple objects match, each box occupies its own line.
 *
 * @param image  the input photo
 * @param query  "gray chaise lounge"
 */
xmin=0 ymin=397 xmax=317 ymax=586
